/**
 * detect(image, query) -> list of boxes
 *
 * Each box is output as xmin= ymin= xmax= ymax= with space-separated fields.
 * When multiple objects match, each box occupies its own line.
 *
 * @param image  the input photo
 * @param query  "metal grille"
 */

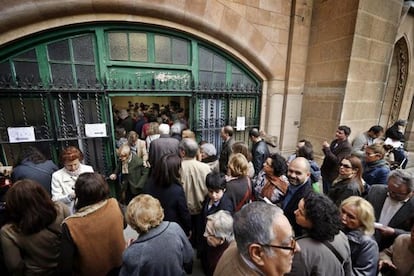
xmin=0 ymin=79 xmax=112 ymax=175
xmin=0 ymin=76 xmax=261 ymax=173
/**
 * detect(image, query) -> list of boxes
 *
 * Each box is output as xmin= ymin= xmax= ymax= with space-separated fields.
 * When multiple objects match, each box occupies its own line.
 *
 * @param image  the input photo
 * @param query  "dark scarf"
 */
xmin=202 ymin=155 xmax=218 ymax=163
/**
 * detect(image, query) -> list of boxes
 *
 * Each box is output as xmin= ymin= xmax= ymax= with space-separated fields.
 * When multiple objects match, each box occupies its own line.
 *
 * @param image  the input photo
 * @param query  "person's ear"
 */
xmin=248 ymin=243 xmax=265 ymax=266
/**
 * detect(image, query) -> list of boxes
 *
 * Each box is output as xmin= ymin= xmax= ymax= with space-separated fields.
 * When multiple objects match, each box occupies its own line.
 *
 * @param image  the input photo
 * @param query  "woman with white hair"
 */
xmin=120 ymin=194 xmax=193 ymax=276
xmin=202 ymin=210 xmax=234 ymax=276
xmin=200 ymin=143 xmax=219 ymax=173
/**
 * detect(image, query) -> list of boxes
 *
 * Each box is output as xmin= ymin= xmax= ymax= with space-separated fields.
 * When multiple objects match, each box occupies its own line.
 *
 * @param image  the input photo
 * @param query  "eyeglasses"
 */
xmin=388 ymin=190 xmax=411 ymax=199
xmin=339 ymin=163 xmax=352 ymax=169
xmin=257 ymin=237 xmax=297 ymax=254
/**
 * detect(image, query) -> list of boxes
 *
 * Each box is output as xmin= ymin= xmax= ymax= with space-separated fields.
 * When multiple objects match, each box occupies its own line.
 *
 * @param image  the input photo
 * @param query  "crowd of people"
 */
xmin=0 ymin=108 xmax=412 ymax=276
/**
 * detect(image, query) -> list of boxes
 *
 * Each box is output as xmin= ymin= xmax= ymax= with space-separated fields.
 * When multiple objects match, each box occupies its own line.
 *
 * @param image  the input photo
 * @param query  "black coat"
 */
xmin=143 ymin=178 xmax=192 ymax=236
xmin=365 ymin=184 xmax=414 ymax=250
xmin=321 ymin=139 xmax=352 ymax=183
xmin=251 ymin=140 xmax=270 ymax=176
xmin=282 ymin=179 xmax=312 ymax=237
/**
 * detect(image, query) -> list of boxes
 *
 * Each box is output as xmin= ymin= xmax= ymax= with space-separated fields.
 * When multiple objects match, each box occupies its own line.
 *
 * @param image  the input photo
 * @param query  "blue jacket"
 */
xmin=363 ymin=161 xmax=390 ymax=186
xmin=12 ymin=159 xmax=58 ymax=195
xmin=120 ymin=221 xmax=193 ymax=276
xmin=346 ymin=229 xmax=379 ymax=276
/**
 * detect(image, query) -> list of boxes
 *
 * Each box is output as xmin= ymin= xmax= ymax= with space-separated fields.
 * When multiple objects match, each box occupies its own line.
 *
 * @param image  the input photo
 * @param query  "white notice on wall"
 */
xmin=85 ymin=123 xmax=107 ymax=137
xmin=236 ymin=116 xmax=246 ymax=131
xmin=7 ymin=126 xmax=36 ymax=143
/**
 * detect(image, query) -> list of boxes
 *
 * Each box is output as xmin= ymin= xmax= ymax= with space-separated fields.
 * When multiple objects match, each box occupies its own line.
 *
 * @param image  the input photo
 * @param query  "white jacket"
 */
xmin=51 ymin=164 xmax=94 ymax=211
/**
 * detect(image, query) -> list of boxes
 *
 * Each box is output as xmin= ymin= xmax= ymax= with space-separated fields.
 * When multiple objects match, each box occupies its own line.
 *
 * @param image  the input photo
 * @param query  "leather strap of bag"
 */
xmin=235 ymin=177 xmax=252 ymax=211
xmin=322 ymin=240 xmax=344 ymax=264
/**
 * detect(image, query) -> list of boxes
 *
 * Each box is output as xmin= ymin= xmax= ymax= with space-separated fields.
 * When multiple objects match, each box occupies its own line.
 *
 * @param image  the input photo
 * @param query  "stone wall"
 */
xmin=300 ymin=0 xmax=406 ymax=161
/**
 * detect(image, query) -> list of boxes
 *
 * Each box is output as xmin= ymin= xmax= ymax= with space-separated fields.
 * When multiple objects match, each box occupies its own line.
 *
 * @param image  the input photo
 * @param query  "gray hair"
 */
xmin=158 ymin=123 xmax=170 ymax=135
xmin=234 ymin=201 xmax=283 ymax=258
xmin=201 ymin=143 xmax=217 ymax=157
xmin=170 ymin=123 xmax=182 ymax=135
xmin=388 ymin=169 xmax=414 ymax=192
xmin=206 ymin=210 xmax=234 ymax=242
xmin=179 ymin=138 xmax=199 ymax=158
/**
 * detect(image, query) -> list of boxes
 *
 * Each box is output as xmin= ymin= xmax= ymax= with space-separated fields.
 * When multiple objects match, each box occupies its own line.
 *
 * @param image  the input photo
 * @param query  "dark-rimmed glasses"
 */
xmin=257 ymin=237 xmax=296 ymax=254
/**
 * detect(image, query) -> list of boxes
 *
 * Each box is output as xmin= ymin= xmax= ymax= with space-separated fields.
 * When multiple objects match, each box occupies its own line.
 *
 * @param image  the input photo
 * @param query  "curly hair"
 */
xmin=60 ymin=146 xmax=84 ymax=164
xmin=126 ymin=194 xmax=164 ymax=234
xmin=268 ymin=153 xmax=287 ymax=177
xmin=303 ymin=192 xmax=341 ymax=242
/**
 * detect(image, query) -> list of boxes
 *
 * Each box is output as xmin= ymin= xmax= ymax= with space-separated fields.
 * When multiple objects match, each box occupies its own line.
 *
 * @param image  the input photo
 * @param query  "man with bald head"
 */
xmin=282 ymin=157 xmax=312 ymax=236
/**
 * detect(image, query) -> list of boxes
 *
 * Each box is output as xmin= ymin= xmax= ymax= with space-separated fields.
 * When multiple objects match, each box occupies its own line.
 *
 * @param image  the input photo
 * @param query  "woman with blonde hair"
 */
xmin=120 ymin=194 xmax=193 ymax=276
xmin=340 ymin=196 xmax=378 ymax=276
xmin=224 ymin=153 xmax=252 ymax=212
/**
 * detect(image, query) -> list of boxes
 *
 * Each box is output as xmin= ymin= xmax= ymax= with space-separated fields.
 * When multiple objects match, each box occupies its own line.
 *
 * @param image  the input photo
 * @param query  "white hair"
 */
xmin=158 ymin=123 xmax=170 ymax=135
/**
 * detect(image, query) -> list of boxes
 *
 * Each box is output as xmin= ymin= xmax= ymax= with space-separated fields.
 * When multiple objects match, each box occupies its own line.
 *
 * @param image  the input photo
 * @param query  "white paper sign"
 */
xmin=7 ymin=126 xmax=36 ymax=143
xmin=85 ymin=123 xmax=107 ymax=137
xmin=236 ymin=116 xmax=246 ymax=131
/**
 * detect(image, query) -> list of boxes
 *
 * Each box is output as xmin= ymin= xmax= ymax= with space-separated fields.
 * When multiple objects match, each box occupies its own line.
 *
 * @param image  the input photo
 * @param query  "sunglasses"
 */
xmin=339 ymin=163 xmax=352 ymax=169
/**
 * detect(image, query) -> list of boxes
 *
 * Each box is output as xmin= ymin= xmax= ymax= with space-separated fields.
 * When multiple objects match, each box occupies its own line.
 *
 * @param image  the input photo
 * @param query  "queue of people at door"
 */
xmin=0 ymin=118 xmax=412 ymax=275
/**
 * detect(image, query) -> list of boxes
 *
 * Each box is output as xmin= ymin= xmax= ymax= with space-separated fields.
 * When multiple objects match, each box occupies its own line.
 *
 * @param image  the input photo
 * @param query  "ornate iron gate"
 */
xmin=0 ymin=78 xmax=113 ymax=175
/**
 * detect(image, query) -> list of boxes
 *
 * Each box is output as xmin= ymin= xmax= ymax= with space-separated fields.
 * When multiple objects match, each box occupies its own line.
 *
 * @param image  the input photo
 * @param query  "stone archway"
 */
xmin=380 ymin=37 xmax=409 ymax=128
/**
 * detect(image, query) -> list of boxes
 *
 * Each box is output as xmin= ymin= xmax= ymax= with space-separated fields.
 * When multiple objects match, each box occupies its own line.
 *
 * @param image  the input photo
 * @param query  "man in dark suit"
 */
xmin=249 ymin=128 xmax=270 ymax=176
xmin=365 ymin=169 xmax=414 ymax=250
xmin=321 ymin=125 xmax=353 ymax=194
xmin=219 ymin=125 xmax=234 ymax=174
xmin=282 ymin=157 xmax=312 ymax=237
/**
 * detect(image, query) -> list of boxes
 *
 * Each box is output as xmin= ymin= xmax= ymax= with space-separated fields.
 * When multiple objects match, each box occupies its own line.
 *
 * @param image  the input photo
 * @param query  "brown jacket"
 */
xmin=64 ymin=198 xmax=125 ymax=275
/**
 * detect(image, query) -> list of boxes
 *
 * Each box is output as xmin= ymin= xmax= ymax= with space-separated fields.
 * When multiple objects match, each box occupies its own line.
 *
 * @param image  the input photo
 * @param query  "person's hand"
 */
xmin=125 ymin=238 xmax=135 ymax=249
xmin=378 ymin=259 xmax=397 ymax=271
xmin=109 ymin=174 xmax=117 ymax=180
xmin=322 ymin=141 xmax=330 ymax=148
xmin=376 ymin=225 xmax=395 ymax=236
xmin=68 ymin=193 xmax=76 ymax=201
